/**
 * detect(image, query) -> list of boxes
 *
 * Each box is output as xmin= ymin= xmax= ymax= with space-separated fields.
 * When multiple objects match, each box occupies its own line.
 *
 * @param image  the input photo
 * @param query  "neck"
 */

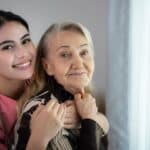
xmin=66 ymin=87 xmax=85 ymax=95
xmin=0 ymin=77 xmax=25 ymax=100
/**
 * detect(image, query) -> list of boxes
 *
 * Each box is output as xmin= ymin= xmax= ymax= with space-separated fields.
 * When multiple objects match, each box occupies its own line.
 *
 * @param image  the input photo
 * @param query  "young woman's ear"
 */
xmin=42 ymin=58 xmax=54 ymax=75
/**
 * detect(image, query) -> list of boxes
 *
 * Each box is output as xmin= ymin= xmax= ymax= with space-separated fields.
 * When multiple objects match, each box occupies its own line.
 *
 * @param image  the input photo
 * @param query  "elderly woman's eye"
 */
xmin=80 ymin=49 xmax=89 ymax=56
xmin=60 ymin=52 xmax=71 ymax=58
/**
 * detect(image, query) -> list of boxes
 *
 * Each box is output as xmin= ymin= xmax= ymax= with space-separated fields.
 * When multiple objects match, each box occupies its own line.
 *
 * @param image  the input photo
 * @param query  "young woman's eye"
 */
xmin=1 ymin=44 xmax=14 ymax=51
xmin=22 ymin=38 xmax=31 ymax=45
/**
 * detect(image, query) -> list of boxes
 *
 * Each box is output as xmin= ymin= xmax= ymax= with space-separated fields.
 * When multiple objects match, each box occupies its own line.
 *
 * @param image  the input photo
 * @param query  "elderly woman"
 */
xmin=16 ymin=22 xmax=109 ymax=150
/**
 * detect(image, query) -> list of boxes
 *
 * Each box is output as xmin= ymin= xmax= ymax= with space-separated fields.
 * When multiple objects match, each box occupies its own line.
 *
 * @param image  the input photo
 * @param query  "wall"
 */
xmin=0 ymin=0 xmax=108 ymax=96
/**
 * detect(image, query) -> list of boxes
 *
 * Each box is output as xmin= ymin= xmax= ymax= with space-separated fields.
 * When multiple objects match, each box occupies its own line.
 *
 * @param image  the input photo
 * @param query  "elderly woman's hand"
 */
xmin=74 ymin=93 xmax=98 ymax=121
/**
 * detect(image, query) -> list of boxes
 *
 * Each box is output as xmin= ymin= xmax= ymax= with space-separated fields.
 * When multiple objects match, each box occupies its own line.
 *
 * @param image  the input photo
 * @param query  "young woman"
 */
xmin=16 ymin=22 xmax=109 ymax=150
xmin=0 ymin=10 xmax=80 ymax=150
xmin=0 ymin=9 xmax=37 ymax=150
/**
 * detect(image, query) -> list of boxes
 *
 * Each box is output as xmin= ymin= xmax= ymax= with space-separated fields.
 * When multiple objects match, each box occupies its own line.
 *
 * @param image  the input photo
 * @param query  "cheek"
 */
xmin=30 ymin=45 xmax=36 ymax=56
xmin=87 ymin=58 xmax=94 ymax=73
xmin=0 ymin=60 xmax=6 ymax=69
xmin=54 ymin=71 xmax=66 ymax=86
xmin=54 ymin=60 xmax=69 ymax=73
xmin=54 ymin=67 xmax=66 ymax=78
xmin=0 ymin=59 xmax=11 ymax=75
xmin=53 ymin=65 xmax=68 ymax=82
xmin=26 ymin=42 xmax=36 ymax=54
xmin=91 ymin=61 xmax=95 ymax=73
xmin=0 ymin=54 xmax=12 ymax=66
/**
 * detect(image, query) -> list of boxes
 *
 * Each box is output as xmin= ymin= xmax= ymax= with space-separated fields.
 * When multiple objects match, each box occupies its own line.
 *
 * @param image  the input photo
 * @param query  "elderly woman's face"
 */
xmin=43 ymin=30 xmax=94 ymax=94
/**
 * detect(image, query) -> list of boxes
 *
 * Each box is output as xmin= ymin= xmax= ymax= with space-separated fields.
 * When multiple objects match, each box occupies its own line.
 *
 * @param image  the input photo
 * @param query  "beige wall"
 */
xmin=0 ymin=0 xmax=108 ymax=96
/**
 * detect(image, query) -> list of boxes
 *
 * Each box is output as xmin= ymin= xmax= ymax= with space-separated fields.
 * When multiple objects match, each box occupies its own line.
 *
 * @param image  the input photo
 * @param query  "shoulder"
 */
xmin=0 ymin=95 xmax=17 ymax=141
xmin=21 ymin=90 xmax=57 ymax=114
xmin=0 ymin=94 xmax=17 ymax=121
xmin=0 ymin=94 xmax=16 ymax=108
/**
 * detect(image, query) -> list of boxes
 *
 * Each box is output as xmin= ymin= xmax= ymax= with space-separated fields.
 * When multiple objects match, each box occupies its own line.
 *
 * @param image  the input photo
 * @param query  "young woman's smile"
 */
xmin=0 ymin=22 xmax=36 ymax=80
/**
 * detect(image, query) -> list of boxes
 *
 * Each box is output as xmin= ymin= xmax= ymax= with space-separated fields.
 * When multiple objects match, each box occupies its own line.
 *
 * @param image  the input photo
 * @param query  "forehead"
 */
xmin=0 ymin=22 xmax=28 ymax=42
xmin=47 ymin=30 xmax=88 ymax=48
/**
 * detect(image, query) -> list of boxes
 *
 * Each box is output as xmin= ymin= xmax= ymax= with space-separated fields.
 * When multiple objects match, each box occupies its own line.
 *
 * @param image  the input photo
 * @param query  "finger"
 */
xmin=90 ymin=97 xmax=96 ymax=104
xmin=83 ymin=93 xmax=94 ymax=101
xmin=51 ymin=102 xmax=61 ymax=115
xmin=32 ymin=104 xmax=44 ymax=118
xmin=65 ymin=110 xmax=74 ymax=116
xmin=66 ymin=105 xmax=76 ymax=114
xmin=57 ymin=104 xmax=66 ymax=119
xmin=64 ymin=117 xmax=77 ymax=124
xmin=64 ymin=123 xmax=77 ymax=129
xmin=65 ymin=100 xmax=74 ymax=107
xmin=46 ymin=99 xmax=58 ymax=112
xmin=61 ymin=104 xmax=66 ymax=122
xmin=64 ymin=121 xmax=80 ymax=129
xmin=79 ymin=88 xmax=85 ymax=97
xmin=74 ymin=93 xmax=82 ymax=101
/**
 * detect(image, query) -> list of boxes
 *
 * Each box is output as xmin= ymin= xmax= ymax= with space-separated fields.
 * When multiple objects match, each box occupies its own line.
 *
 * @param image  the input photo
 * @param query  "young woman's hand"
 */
xmin=64 ymin=100 xmax=80 ymax=129
xmin=26 ymin=99 xmax=66 ymax=150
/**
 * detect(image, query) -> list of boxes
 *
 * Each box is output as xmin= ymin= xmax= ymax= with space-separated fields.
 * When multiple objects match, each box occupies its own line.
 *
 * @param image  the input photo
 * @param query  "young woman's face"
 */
xmin=0 ymin=22 xmax=36 ymax=80
xmin=43 ymin=31 xmax=94 ymax=94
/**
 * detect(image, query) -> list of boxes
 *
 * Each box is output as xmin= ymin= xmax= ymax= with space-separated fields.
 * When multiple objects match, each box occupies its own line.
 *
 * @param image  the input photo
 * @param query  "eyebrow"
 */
xmin=0 ymin=33 xmax=30 ymax=46
xmin=21 ymin=33 xmax=30 ymax=40
xmin=56 ymin=45 xmax=70 ymax=51
xmin=0 ymin=40 xmax=13 ymax=46
xmin=80 ymin=43 xmax=88 ymax=47
xmin=57 ymin=43 xmax=89 ymax=51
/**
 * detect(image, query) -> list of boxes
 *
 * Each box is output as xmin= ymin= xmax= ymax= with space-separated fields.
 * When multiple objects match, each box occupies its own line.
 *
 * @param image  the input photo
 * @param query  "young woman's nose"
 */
xmin=14 ymin=45 xmax=28 ymax=58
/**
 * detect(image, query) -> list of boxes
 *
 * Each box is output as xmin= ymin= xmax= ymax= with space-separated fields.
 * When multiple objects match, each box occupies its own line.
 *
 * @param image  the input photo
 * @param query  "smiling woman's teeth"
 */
xmin=13 ymin=61 xmax=31 ymax=68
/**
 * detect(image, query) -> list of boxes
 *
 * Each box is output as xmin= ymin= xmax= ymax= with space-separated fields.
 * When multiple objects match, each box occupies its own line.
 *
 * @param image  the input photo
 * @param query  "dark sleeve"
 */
xmin=15 ymin=105 xmax=38 ymax=150
xmin=15 ymin=113 xmax=31 ymax=150
xmin=77 ymin=119 xmax=105 ymax=150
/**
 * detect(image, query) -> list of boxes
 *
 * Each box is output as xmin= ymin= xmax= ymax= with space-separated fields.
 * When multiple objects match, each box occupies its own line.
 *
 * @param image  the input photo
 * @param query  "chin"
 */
xmin=68 ymin=85 xmax=86 ymax=94
xmin=19 ymin=73 xmax=33 ymax=80
xmin=64 ymin=79 xmax=90 ymax=93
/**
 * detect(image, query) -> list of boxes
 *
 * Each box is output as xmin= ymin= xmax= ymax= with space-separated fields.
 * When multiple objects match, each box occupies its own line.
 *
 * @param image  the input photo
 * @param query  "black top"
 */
xmin=15 ymin=76 xmax=104 ymax=150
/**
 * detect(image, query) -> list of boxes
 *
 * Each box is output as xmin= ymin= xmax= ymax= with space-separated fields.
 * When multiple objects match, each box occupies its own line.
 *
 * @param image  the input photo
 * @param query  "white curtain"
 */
xmin=128 ymin=0 xmax=150 ymax=149
xmin=107 ymin=0 xmax=150 ymax=150
xmin=107 ymin=0 xmax=130 ymax=149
